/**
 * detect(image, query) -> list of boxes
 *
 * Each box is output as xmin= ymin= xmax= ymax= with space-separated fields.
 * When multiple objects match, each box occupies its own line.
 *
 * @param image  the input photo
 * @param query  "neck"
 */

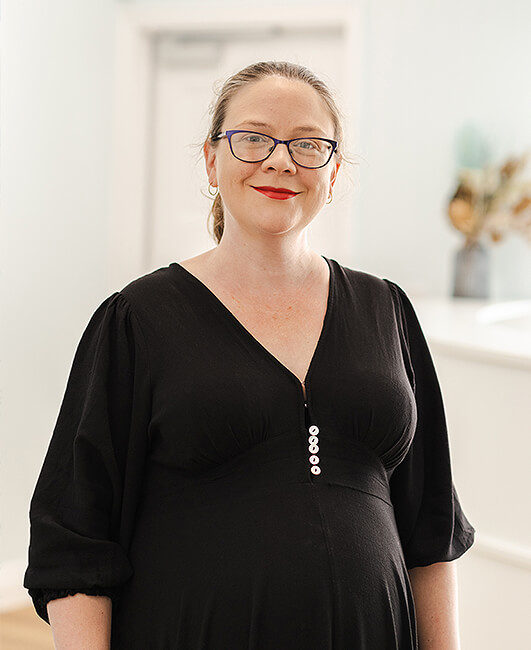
xmin=206 ymin=226 xmax=324 ymax=290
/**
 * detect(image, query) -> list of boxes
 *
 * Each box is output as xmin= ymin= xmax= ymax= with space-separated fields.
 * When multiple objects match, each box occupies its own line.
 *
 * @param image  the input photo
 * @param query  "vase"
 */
xmin=452 ymin=239 xmax=489 ymax=298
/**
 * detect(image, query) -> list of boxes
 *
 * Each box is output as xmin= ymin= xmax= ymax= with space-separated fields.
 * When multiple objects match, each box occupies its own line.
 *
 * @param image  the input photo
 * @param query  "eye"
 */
xmin=292 ymin=139 xmax=330 ymax=153
xmin=240 ymin=133 xmax=268 ymax=144
xmin=294 ymin=139 xmax=318 ymax=150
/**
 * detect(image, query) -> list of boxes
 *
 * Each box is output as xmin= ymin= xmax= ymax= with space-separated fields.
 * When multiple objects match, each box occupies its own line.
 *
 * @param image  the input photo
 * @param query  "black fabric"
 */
xmin=24 ymin=258 xmax=474 ymax=649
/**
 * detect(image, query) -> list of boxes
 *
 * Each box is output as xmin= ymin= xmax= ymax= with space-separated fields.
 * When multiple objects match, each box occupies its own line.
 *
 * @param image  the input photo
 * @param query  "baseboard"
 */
xmin=0 ymin=557 xmax=32 ymax=612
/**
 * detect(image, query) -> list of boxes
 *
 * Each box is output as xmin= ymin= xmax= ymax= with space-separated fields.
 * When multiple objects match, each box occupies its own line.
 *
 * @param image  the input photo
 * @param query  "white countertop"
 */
xmin=410 ymin=296 xmax=531 ymax=369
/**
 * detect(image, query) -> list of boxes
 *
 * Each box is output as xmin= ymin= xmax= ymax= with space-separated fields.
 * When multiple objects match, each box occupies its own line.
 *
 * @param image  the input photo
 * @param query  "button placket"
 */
xmin=304 ymin=398 xmax=321 ymax=476
xmin=307 ymin=424 xmax=321 ymax=476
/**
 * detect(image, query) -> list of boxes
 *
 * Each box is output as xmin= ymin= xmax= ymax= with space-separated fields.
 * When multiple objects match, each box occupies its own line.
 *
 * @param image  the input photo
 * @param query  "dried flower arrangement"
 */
xmin=448 ymin=151 xmax=531 ymax=246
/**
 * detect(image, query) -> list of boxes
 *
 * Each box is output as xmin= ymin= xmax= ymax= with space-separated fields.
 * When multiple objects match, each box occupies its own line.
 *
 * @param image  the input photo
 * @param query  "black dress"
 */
xmin=24 ymin=258 xmax=474 ymax=649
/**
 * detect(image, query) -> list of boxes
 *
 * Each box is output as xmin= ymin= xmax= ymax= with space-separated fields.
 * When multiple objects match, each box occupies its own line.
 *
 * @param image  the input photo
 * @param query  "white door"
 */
xmin=147 ymin=25 xmax=356 ymax=270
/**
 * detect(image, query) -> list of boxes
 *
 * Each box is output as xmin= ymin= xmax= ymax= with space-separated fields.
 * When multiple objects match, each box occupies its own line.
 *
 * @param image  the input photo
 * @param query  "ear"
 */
xmin=329 ymin=160 xmax=341 ymax=190
xmin=204 ymin=141 xmax=218 ymax=187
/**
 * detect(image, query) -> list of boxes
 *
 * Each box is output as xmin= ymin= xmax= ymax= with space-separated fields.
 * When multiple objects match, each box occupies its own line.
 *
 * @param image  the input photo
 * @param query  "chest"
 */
xmin=213 ymin=290 xmax=329 ymax=385
xmin=146 ymin=277 xmax=417 ymax=474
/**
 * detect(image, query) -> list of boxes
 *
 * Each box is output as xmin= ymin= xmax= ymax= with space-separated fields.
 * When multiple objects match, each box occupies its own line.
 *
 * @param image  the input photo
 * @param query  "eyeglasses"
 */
xmin=212 ymin=130 xmax=338 ymax=169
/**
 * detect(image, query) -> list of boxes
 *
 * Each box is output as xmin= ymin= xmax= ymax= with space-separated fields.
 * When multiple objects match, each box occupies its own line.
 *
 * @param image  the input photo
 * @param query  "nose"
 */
xmin=261 ymin=142 xmax=297 ymax=173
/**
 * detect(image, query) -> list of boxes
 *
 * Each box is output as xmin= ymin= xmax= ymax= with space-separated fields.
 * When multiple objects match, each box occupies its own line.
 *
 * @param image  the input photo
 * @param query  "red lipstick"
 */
xmin=253 ymin=186 xmax=299 ymax=200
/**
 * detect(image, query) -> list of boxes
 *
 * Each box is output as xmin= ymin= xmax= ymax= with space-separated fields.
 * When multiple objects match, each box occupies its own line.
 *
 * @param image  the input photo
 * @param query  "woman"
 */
xmin=25 ymin=61 xmax=474 ymax=649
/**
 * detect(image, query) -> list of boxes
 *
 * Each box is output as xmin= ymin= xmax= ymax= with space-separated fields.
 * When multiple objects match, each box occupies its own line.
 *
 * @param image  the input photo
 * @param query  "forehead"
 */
xmin=223 ymin=76 xmax=334 ymax=135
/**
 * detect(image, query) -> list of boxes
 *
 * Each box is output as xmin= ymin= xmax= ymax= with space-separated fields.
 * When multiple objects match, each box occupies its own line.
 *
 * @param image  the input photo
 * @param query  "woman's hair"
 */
xmin=205 ymin=61 xmax=345 ymax=244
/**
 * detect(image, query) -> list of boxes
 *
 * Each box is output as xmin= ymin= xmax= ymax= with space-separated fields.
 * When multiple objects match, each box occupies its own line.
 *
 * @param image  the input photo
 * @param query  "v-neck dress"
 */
xmin=25 ymin=259 xmax=474 ymax=649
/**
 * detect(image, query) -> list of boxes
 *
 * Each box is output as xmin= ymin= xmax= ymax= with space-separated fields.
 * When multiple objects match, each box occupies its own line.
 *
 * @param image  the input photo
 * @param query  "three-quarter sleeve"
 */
xmin=384 ymin=279 xmax=475 ymax=569
xmin=24 ymin=292 xmax=152 ymax=622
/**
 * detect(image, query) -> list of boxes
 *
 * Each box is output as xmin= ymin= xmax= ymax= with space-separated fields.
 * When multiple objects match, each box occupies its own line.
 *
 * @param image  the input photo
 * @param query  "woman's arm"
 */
xmin=47 ymin=593 xmax=112 ymax=649
xmin=408 ymin=561 xmax=460 ymax=650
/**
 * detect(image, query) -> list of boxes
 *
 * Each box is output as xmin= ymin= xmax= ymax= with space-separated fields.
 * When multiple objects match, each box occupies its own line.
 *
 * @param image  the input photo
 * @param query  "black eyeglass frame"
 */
xmin=212 ymin=130 xmax=339 ymax=169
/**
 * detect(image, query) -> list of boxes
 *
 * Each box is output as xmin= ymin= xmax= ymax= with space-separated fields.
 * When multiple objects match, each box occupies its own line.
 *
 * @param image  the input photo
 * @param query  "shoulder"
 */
xmin=86 ymin=264 xmax=185 ymax=331
xmin=328 ymin=258 xmax=400 ymax=302
xmin=120 ymin=264 xmax=176 ymax=298
xmin=114 ymin=263 xmax=184 ymax=311
xmin=112 ymin=262 xmax=213 ymax=333
xmin=331 ymin=262 xmax=425 ymax=348
xmin=327 ymin=260 xmax=419 ymax=330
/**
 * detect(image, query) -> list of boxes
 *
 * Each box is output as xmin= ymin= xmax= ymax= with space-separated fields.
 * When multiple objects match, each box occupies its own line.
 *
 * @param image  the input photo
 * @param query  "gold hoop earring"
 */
xmin=208 ymin=184 xmax=218 ymax=197
xmin=326 ymin=192 xmax=333 ymax=205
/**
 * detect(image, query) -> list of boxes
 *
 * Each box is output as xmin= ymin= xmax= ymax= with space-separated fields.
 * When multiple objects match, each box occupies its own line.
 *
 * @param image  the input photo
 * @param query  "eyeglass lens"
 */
xmin=229 ymin=132 xmax=334 ymax=168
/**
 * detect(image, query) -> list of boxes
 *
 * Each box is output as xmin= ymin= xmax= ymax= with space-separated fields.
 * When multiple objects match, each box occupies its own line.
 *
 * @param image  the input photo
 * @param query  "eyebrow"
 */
xmin=233 ymin=121 xmax=328 ymax=136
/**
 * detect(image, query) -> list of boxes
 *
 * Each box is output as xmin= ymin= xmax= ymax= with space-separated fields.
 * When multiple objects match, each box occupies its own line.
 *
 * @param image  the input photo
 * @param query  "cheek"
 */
xmin=217 ymin=165 xmax=256 ymax=213
xmin=218 ymin=158 xmax=255 ymax=189
xmin=309 ymin=175 xmax=332 ymax=203
xmin=226 ymin=171 xmax=252 ymax=198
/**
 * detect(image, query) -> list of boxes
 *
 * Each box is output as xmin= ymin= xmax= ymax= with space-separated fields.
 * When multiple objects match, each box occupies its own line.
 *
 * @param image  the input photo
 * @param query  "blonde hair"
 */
xmin=205 ymin=61 xmax=345 ymax=244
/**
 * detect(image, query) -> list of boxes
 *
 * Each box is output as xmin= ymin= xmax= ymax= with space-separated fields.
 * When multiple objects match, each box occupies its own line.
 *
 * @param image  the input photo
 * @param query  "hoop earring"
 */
xmin=208 ymin=185 xmax=218 ymax=197
xmin=326 ymin=192 xmax=333 ymax=205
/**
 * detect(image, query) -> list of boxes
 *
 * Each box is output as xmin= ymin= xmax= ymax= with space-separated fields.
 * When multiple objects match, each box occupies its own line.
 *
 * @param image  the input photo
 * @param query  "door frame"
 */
xmin=110 ymin=4 xmax=364 ymax=287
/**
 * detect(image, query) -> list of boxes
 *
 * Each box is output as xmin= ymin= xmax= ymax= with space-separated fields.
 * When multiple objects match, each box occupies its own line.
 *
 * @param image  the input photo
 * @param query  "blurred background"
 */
xmin=1 ymin=1 xmax=531 ymax=648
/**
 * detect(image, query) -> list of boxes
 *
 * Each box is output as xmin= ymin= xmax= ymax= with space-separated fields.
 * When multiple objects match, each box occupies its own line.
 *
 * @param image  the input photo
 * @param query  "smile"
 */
xmin=252 ymin=186 xmax=300 ymax=200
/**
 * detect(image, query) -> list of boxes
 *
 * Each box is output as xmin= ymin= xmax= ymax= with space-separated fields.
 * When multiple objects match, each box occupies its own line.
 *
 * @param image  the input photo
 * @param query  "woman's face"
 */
xmin=204 ymin=76 xmax=341 ymax=240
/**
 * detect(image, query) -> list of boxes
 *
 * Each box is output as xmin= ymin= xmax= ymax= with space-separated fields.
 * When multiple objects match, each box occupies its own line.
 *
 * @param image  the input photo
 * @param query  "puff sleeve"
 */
xmin=383 ymin=279 xmax=475 ymax=569
xmin=24 ymin=292 xmax=152 ymax=622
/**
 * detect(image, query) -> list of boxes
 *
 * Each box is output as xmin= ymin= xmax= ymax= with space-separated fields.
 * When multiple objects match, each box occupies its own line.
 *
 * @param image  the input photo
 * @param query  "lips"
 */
xmin=252 ymin=186 xmax=300 ymax=200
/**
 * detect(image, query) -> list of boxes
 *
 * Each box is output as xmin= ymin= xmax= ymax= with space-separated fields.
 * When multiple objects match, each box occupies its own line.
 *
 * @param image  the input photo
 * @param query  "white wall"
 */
xmin=355 ymin=0 xmax=531 ymax=297
xmin=1 ymin=0 xmax=531 ymax=612
xmin=0 ymin=0 xmax=116 ymax=607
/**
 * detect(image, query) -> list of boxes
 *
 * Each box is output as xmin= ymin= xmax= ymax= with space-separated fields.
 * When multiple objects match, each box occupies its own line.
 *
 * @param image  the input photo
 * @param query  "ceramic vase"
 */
xmin=452 ymin=239 xmax=489 ymax=298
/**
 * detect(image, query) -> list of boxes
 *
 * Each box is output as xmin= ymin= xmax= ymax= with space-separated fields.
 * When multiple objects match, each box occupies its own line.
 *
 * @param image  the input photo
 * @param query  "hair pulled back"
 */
xmin=205 ymin=61 xmax=345 ymax=244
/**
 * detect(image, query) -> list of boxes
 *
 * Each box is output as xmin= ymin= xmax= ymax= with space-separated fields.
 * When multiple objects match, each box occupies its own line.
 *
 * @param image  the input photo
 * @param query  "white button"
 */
xmin=309 ymin=455 xmax=320 ymax=465
xmin=308 ymin=444 xmax=319 ymax=454
xmin=308 ymin=435 xmax=319 ymax=445
xmin=311 ymin=465 xmax=321 ymax=475
xmin=309 ymin=425 xmax=320 ymax=435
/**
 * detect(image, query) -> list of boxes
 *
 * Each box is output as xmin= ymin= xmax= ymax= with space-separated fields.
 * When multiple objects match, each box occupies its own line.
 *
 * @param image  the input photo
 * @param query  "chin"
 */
xmin=254 ymin=215 xmax=306 ymax=237
xmin=226 ymin=204 xmax=313 ymax=238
